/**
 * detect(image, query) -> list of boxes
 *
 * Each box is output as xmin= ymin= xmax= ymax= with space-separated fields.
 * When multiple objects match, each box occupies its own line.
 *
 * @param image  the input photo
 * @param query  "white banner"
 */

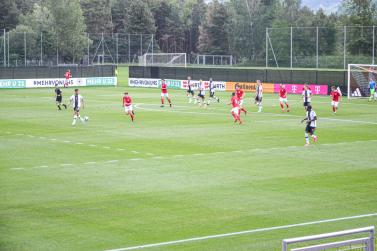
xmin=0 ymin=77 xmax=118 ymax=88
xmin=129 ymin=78 xmax=226 ymax=92
xmin=129 ymin=78 xmax=160 ymax=88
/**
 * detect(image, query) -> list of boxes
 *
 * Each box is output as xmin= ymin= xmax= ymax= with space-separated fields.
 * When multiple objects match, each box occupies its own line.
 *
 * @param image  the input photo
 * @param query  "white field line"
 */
xmin=105 ymin=213 xmax=377 ymax=251
xmin=134 ymin=104 xmax=377 ymax=125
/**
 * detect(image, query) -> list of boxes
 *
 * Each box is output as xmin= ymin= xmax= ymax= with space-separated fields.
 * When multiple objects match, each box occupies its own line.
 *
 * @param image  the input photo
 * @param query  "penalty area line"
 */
xmin=105 ymin=213 xmax=377 ymax=251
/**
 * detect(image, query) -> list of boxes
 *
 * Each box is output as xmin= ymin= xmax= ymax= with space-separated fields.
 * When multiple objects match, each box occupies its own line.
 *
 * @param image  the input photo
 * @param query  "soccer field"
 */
xmin=1 ymin=87 xmax=377 ymax=251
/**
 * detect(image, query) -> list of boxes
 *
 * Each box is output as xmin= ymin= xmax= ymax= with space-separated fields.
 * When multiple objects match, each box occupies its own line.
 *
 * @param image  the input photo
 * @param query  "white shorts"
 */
xmin=231 ymin=107 xmax=239 ymax=114
xmin=331 ymin=101 xmax=339 ymax=107
xmin=124 ymin=105 xmax=133 ymax=112
xmin=279 ymin=97 xmax=288 ymax=103
xmin=238 ymin=99 xmax=244 ymax=106
xmin=161 ymin=93 xmax=169 ymax=98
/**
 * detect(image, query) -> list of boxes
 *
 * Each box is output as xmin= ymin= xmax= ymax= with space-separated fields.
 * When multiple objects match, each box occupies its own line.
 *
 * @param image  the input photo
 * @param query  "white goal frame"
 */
xmin=139 ymin=53 xmax=187 ymax=67
xmin=347 ymin=63 xmax=377 ymax=99
xmin=282 ymin=226 xmax=375 ymax=251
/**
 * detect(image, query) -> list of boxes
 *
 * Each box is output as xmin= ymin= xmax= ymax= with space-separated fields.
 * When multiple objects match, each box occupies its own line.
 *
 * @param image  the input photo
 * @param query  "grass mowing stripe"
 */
xmin=105 ymin=213 xmax=377 ymax=251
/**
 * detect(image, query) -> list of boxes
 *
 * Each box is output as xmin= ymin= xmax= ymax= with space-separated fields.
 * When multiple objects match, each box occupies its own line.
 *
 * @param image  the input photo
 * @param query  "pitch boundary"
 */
xmin=105 ymin=213 xmax=377 ymax=251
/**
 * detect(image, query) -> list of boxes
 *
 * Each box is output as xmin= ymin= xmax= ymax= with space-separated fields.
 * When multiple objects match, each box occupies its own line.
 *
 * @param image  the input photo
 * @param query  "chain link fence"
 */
xmin=266 ymin=26 xmax=377 ymax=69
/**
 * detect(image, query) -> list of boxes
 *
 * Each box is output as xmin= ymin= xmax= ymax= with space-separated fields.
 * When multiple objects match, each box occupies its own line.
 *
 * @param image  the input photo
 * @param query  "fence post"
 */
xmin=372 ymin=25 xmax=375 ymax=65
xmin=101 ymin=32 xmax=104 ymax=64
xmin=3 ymin=29 xmax=5 ymax=67
xmin=56 ymin=34 xmax=59 ymax=65
xmin=343 ymin=26 xmax=347 ymax=69
xmin=40 ymin=32 xmax=43 ymax=66
xmin=265 ymin=28 xmax=268 ymax=68
xmin=290 ymin=26 xmax=293 ymax=68
xmin=87 ymin=33 xmax=90 ymax=65
xmin=116 ymin=33 xmax=119 ymax=65
xmin=128 ymin=34 xmax=131 ymax=63
xmin=7 ymin=31 xmax=9 ymax=66
xmin=140 ymin=34 xmax=143 ymax=56
xmin=316 ymin=26 xmax=319 ymax=69
xmin=151 ymin=34 xmax=154 ymax=63
xmin=24 ymin=32 xmax=26 ymax=66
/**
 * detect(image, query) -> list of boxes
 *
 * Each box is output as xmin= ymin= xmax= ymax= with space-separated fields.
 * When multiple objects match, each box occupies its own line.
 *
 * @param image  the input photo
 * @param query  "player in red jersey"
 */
xmin=228 ymin=92 xmax=242 ymax=124
xmin=160 ymin=79 xmax=172 ymax=107
xmin=235 ymin=84 xmax=247 ymax=115
xmin=279 ymin=84 xmax=290 ymax=112
xmin=64 ymin=69 xmax=71 ymax=88
xmin=330 ymin=86 xmax=341 ymax=114
xmin=122 ymin=92 xmax=134 ymax=122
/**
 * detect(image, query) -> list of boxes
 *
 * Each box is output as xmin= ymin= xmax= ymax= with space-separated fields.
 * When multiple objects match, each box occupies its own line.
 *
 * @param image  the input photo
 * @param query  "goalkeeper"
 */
xmin=369 ymin=77 xmax=376 ymax=101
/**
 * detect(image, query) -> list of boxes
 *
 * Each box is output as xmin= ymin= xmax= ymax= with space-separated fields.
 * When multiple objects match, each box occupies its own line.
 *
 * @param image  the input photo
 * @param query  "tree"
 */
xmin=198 ymin=0 xmax=230 ymax=55
xmin=186 ymin=0 xmax=207 ymax=53
xmin=49 ymin=0 xmax=88 ymax=63
xmin=81 ymin=0 xmax=113 ymax=34
xmin=152 ymin=1 xmax=184 ymax=52
xmin=123 ymin=0 xmax=156 ymax=34
xmin=0 ymin=0 xmax=19 ymax=30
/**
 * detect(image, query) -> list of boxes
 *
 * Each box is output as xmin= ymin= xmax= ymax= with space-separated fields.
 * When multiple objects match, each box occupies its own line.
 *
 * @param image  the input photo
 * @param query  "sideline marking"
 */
xmin=106 ymin=213 xmax=377 ymax=251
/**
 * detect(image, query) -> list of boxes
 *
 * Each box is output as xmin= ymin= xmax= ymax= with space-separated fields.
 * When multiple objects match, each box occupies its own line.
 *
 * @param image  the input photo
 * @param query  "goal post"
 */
xmin=347 ymin=64 xmax=377 ymax=99
xmin=139 ymin=53 xmax=187 ymax=67
xmin=282 ymin=226 xmax=375 ymax=251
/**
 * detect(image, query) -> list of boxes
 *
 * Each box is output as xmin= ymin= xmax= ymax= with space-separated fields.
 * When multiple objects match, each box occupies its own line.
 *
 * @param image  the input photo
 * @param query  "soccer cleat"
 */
xmin=160 ymin=105 xmax=164 ymax=108
xmin=217 ymin=98 xmax=220 ymax=103
xmin=169 ymin=103 xmax=172 ymax=108
xmin=304 ymin=143 xmax=310 ymax=147
xmin=313 ymin=136 xmax=318 ymax=143
xmin=287 ymin=108 xmax=290 ymax=112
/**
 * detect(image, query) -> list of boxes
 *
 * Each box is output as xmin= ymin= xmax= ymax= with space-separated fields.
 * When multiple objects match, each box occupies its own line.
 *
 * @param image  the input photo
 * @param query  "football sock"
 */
xmin=58 ymin=105 xmax=61 ymax=110
xmin=63 ymin=104 xmax=67 ymax=109
xmin=305 ymin=133 xmax=309 ymax=144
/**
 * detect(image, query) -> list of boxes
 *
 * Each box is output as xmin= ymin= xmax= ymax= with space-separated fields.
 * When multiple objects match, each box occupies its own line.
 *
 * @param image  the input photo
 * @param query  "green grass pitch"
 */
xmin=0 ymin=85 xmax=377 ymax=250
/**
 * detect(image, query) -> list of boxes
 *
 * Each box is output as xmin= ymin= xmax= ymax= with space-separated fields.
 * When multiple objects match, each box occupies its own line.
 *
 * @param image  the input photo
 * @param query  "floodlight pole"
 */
xmin=116 ymin=33 xmax=119 ymax=65
xmin=316 ymin=26 xmax=319 ymax=69
xmin=151 ymin=34 xmax=154 ymax=64
xmin=290 ymin=26 xmax=293 ymax=68
xmin=265 ymin=28 xmax=268 ymax=68
xmin=87 ymin=33 xmax=90 ymax=65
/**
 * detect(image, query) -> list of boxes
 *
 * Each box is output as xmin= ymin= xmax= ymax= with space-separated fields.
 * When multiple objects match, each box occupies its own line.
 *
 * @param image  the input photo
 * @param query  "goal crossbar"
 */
xmin=282 ymin=226 xmax=375 ymax=251
xmin=347 ymin=63 xmax=377 ymax=99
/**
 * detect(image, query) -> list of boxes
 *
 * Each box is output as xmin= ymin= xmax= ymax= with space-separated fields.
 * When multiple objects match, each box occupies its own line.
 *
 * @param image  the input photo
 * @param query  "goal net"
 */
xmin=282 ymin=226 xmax=375 ymax=251
xmin=139 ymin=53 xmax=186 ymax=67
xmin=348 ymin=64 xmax=377 ymax=99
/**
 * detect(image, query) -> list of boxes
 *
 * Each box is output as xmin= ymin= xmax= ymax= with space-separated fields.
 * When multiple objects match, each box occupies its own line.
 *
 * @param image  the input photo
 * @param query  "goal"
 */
xmin=347 ymin=64 xmax=377 ymax=99
xmin=139 ymin=53 xmax=187 ymax=67
xmin=282 ymin=226 xmax=375 ymax=251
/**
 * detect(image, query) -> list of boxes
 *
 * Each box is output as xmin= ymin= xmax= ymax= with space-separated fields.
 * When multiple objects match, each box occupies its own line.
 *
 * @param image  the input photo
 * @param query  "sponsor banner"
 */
xmin=226 ymin=82 xmax=275 ymax=93
xmin=160 ymin=79 xmax=182 ymax=89
xmin=129 ymin=78 xmax=160 ymax=88
xmin=26 ymin=78 xmax=86 ymax=88
xmin=86 ymin=77 xmax=117 ymax=86
xmin=0 ymin=79 xmax=26 ymax=88
xmin=273 ymin=84 xmax=328 ymax=95
xmin=182 ymin=80 xmax=226 ymax=91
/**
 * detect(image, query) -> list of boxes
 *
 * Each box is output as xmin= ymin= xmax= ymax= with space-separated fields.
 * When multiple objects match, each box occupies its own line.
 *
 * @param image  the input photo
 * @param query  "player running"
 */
xmin=186 ymin=76 xmax=196 ymax=104
xmin=279 ymin=84 xmax=290 ymax=112
xmin=207 ymin=78 xmax=220 ymax=105
xmin=301 ymin=105 xmax=318 ymax=146
xmin=369 ymin=77 xmax=376 ymax=101
xmin=330 ymin=86 xmax=341 ymax=114
xmin=302 ymin=84 xmax=312 ymax=110
xmin=64 ymin=69 xmax=71 ymax=88
xmin=69 ymin=89 xmax=86 ymax=126
xmin=235 ymin=84 xmax=247 ymax=115
xmin=55 ymin=84 xmax=67 ymax=110
xmin=197 ymin=79 xmax=206 ymax=107
xmin=229 ymin=92 xmax=242 ymax=124
xmin=255 ymin=80 xmax=263 ymax=112
xmin=160 ymin=79 xmax=172 ymax=108
xmin=122 ymin=92 xmax=135 ymax=122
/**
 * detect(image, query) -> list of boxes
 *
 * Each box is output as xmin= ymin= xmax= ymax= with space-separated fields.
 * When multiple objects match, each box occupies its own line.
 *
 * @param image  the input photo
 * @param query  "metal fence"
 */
xmin=266 ymin=26 xmax=377 ymax=69
xmin=0 ymin=30 xmax=159 ymax=67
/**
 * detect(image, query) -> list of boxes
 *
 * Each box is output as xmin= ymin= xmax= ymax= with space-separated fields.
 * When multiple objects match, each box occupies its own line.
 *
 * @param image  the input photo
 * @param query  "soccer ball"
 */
xmin=84 ymin=116 xmax=89 ymax=121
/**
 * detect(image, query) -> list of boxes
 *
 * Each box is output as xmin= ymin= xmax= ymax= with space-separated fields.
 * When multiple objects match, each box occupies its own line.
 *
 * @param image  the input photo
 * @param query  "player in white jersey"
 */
xmin=301 ymin=105 xmax=318 ymax=146
xmin=207 ymin=78 xmax=220 ymax=105
xmin=186 ymin=76 xmax=197 ymax=104
xmin=69 ymin=89 xmax=86 ymax=126
xmin=197 ymin=79 xmax=206 ymax=107
xmin=302 ymin=84 xmax=312 ymax=110
xmin=255 ymin=80 xmax=263 ymax=112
